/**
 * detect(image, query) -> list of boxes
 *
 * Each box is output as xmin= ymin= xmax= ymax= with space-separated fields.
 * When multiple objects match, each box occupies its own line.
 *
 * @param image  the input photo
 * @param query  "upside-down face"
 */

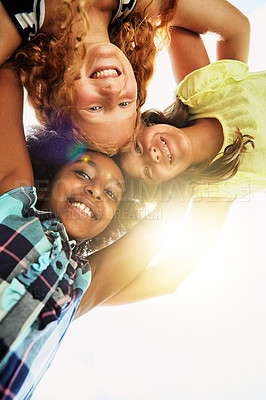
xmin=74 ymin=43 xmax=138 ymax=150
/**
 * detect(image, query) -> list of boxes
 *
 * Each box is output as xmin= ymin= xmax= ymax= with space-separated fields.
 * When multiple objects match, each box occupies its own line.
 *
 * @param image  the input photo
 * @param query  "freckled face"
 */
xmin=120 ymin=124 xmax=192 ymax=182
xmin=74 ymin=43 xmax=138 ymax=148
xmin=45 ymin=152 xmax=124 ymax=243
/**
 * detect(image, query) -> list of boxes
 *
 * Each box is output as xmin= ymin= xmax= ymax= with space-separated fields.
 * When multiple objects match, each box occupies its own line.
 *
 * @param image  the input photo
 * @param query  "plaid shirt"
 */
xmin=0 ymin=187 xmax=91 ymax=399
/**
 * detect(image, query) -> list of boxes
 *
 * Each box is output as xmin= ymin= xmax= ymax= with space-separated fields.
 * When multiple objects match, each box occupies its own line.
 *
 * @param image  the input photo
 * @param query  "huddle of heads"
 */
xmin=28 ymin=93 xmax=249 ymax=248
xmin=22 ymin=0 xmax=250 ymax=247
xmin=20 ymin=1 xmax=184 ymax=248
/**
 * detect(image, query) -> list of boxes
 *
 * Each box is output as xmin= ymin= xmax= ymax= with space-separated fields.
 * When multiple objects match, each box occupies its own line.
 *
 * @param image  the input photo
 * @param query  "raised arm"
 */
xmin=0 ymin=67 xmax=34 ymax=195
xmin=168 ymin=27 xmax=210 ymax=83
xmin=136 ymin=0 xmax=250 ymax=63
xmin=76 ymin=195 xmax=233 ymax=313
xmin=170 ymin=0 xmax=250 ymax=63
xmin=0 ymin=3 xmax=22 ymax=66
xmin=75 ymin=200 xmax=190 ymax=317
xmin=101 ymin=197 xmax=234 ymax=306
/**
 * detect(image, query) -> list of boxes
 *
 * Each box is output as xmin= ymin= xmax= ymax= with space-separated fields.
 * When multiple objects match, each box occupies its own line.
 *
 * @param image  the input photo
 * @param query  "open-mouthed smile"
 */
xmin=67 ymin=200 xmax=98 ymax=220
xmin=160 ymin=137 xmax=172 ymax=164
xmin=90 ymin=68 xmax=121 ymax=79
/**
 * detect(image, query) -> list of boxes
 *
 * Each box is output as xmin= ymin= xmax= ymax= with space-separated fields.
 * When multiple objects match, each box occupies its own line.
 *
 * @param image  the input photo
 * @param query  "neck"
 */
xmin=43 ymin=1 xmax=114 ymax=43
xmin=185 ymin=118 xmax=224 ymax=166
xmin=71 ymin=2 xmax=114 ymax=44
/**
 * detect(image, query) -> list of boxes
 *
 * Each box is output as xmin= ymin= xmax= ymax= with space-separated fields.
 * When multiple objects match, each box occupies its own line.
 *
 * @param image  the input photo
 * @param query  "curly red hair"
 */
xmin=13 ymin=0 xmax=177 ymax=155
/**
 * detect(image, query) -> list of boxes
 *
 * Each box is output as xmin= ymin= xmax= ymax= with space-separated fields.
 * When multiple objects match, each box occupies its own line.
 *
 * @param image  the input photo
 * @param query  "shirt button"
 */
xmin=32 ymin=289 xmax=43 ymax=299
xmin=56 ymin=261 xmax=63 ymax=270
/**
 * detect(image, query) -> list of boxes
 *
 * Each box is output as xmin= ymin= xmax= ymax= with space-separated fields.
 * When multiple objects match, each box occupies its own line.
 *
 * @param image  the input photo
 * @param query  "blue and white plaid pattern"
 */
xmin=0 ymin=186 xmax=91 ymax=399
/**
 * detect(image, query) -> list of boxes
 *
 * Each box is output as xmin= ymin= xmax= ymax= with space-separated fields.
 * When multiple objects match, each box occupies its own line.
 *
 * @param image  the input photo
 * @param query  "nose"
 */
xmin=100 ymin=83 xmax=122 ymax=105
xmin=149 ymin=146 xmax=161 ymax=163
xmin=100 ymin=84 xmax=122 ymax=97
xmin=86 ymin=182 xmax=102 ymax=201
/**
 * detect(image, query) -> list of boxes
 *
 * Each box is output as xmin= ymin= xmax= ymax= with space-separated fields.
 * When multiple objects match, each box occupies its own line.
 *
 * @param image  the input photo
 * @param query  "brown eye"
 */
xmin=104 ymin=189 xmax=117 ymax=202
xmin=74 ymin=170 xmax=91 ymax=180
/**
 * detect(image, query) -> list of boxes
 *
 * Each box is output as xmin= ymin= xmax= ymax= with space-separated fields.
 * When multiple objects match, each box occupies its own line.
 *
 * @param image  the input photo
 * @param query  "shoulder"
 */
xmin=0 ymin=186 xmax=36 ymax=220
xmin=176 ymin=60 xmax=250 ymax=104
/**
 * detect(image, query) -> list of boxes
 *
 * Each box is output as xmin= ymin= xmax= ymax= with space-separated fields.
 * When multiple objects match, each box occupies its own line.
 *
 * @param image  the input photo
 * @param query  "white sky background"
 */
xmin=31 ymin=2 xmax=266 ymax=400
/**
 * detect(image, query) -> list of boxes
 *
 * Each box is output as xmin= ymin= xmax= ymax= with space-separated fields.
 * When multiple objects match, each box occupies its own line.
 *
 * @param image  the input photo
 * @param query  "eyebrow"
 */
xmin=108 ymin=175 xmax=124 ymax=193
xmin=113 ymin=179 xmax=124 ymax=193
xmin=77 ymin=159 xmax=124 ymax=192
xmin=76 ymin=159 xmax=99 ymax=170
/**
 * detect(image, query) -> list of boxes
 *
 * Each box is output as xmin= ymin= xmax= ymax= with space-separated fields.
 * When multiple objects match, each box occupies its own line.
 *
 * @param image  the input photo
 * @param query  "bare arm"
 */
xmin=0 ymin=67 xmax=34 ymax=195
xmin=168 ymin=27 xmax=210 ymax=83
xmin=0 ymin=3 xmax=22 ymax=66
xmin=75 ymin=200 xmax=189 ymax=317
xmin=102 ymin=197 xmax=234 ymax=306
xmin=76 ymin=195 xmax=232 ymax=313
xmin=135 ymin=0 xmax=250 ymax=63
xmin=171 ymin=0 xmax=250 ymax=63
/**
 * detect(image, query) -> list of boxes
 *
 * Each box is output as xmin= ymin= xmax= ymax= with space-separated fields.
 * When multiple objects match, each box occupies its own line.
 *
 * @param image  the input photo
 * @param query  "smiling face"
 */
xmin=120 ymin=124 xmax=192 ymax=182
xmin=44 ymin=152 xmax=124 ymax=243
xmin=74 ymin=43 xmax=138 ymax=149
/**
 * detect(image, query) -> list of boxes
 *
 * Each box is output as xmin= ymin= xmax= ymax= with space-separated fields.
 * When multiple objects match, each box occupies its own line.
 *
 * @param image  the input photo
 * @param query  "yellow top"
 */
xmin=176 ymin=60 xmax=266 ymax=197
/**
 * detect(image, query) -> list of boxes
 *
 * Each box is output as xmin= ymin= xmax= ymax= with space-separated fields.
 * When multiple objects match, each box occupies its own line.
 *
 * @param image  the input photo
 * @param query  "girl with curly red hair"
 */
xmin=0 ymin=0 xmax=177 ymax=154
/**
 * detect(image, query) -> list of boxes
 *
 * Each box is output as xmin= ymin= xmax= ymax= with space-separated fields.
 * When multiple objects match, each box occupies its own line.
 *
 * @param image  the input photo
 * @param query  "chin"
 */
xmin=67 ymin=231 xmax=87 ymax=244
xmin=66 ymin=225 xmax=106 ymax=243
xmin=61 ymin=221 xmax=87 ymax=242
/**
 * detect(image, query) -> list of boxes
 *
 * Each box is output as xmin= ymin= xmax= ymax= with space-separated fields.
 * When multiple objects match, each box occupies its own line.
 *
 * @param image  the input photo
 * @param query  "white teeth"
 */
xmin=71 ymin=201 xmax=94 ymax=218
xmin=91 ymin=69 xmax=119 ymax=78
xmin=161 ymin=139 xmax=172 ymax=162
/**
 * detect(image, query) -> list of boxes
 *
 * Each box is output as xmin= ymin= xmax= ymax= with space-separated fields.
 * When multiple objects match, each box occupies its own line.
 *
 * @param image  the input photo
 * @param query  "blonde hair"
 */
xmin=13 ymin=0 xmax=177 ymax=156
xmin=182 ymin=128 xmax=255 ymax=184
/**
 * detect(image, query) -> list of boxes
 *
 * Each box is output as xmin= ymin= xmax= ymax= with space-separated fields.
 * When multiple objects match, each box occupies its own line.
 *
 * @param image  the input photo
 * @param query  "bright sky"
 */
xmin=32 ymin=2 xmax=266 ymax=400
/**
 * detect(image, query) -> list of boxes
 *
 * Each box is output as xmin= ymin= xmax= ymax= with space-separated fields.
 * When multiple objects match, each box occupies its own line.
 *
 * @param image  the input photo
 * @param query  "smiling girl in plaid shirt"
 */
xmin=0 ymin=66 xmax=166 ymax=399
